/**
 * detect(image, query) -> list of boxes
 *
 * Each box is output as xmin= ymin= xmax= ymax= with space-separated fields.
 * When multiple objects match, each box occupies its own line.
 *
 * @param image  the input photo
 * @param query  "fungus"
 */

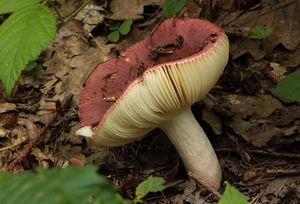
xmin=77 ymin=18 xmax=229 ymax=190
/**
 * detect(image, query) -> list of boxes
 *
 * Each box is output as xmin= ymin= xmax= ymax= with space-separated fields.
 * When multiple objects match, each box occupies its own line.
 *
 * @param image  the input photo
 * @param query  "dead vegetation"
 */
xmin=0 ymin=0 xmax=299 ymax=203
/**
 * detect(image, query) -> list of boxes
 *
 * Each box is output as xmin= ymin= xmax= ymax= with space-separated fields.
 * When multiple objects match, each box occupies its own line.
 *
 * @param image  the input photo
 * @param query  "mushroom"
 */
xmin=77 ymin=18 xmax=229 ymax=190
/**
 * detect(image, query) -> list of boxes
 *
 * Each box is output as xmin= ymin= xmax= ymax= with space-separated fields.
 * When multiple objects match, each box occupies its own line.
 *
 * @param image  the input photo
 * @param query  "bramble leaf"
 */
xmin=0 ymin=165 xmax=129 ymax=204
xmin=163 ymin=0 xmax=187 ymax=18
xmin=0 ymin=0 xmax=37 ymax=14
xmin=0 ymin=171 xmax=13 ymax=186
xmin=218 ymin=182 xmax=248 ymax=204
xmin=272 ymin=71 xmax=300 ymax=102
xmin=0 ymin=3 xmax=56 ymax=94
xmin=134 ymin=176 xmax=165 ymax=203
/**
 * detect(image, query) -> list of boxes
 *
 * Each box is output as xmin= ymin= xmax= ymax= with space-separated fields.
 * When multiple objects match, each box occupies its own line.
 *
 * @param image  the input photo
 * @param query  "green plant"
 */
xmin=250 ymin=25 xmax=273 ymax=40
xmin=108 ymin=20 xmax=133 ymax=43
xmin=0 ymin=165 xmax=129 ymax=204
xmin=133 ymin=175 xmax=166 ymax=203
xmin=0 ymin=165 xmax=251 ymax=203
xmin=218 ymin=182 xmax=249 ymax=204
xmin=0 ymin=165 xmax=166 ymax=204
xmin=272 ymin=70 xmax=300 ymax=102
xmin=163 ymin=0 xmax=187 ymax=18
xmin=0 ymin=0 xmax=56 ymax=95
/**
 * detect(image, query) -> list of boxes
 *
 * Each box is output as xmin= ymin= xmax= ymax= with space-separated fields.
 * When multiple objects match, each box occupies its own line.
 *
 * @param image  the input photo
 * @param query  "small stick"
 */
xmin=4 ymin=97 xmax=69 ymax=171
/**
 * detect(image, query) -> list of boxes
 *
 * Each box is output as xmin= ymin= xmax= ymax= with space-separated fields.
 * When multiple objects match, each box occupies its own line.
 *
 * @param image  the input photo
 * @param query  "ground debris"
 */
xmin=0 ymin=0 xmax=300 ymax=203
xmin=218 ymin=0 xmax=300 ymax=60
xmin=108 ymin=0 xmax=162 ymax=20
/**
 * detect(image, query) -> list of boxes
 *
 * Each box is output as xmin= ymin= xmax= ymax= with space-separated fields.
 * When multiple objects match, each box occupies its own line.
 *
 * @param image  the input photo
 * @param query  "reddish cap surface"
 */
xmin=79 ymin=18 xmax=226 ymax=127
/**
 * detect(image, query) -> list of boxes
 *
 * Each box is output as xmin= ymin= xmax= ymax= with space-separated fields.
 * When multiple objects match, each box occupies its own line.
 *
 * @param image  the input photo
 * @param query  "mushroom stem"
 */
xmin=159 ymin=107 xmax=221 ymax=190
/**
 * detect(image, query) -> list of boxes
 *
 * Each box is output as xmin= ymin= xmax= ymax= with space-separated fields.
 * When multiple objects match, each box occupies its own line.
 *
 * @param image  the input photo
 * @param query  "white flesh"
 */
xmin=160 ymin=108 xmax=221 ymax=190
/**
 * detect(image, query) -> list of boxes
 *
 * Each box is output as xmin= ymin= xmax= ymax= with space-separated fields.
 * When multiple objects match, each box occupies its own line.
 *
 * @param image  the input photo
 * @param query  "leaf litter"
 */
xmin=0 ymin=0 xmax=300 ymax=203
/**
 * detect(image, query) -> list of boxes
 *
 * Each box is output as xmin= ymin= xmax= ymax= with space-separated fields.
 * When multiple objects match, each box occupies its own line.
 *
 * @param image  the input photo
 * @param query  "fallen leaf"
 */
xmin=202 ymin=108 xmax=222 ymax=135
xmin=75 ymin=4 xmax=105 ymax=33
xmin=227 ymin=118 xmax=281 ymax=147
xmin=219 ymin=94 xmax=282 ymax=119
xmin=0 ymin=103 xmax=16 ymax=114
xmin=109 ymin=0 xmax=161 ymax=20
xmin=220 ymin=0 xmax=300 ymax=59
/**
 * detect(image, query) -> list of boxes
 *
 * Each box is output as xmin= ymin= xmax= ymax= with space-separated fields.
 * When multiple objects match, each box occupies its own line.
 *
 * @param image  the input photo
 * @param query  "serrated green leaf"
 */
xmin=134 ymin=176 xmax=165 ymax=202
xmin=0 ymin=3 xmax=56 ymax=94
xmin=108 ymin=30 xmax=120 ymax=42
xmin=163 ymin=0 xmax=187 ymax=18
xmin=218 ymin=183 xmax=249 ymax=204
xmin=250 ymin=25 xmax=273 ymax=40
xmin=119 ymin=20 xmax=133 ymax=35
xmin=0 ymin=165 xmax=129 ymax=204
xmin=0 ymin=0 xmax=37 ymax=14
xmin=0 ymin=171 xmax=14 ymax=186
xmin=272 ymin=70 xmax=300 ymax=102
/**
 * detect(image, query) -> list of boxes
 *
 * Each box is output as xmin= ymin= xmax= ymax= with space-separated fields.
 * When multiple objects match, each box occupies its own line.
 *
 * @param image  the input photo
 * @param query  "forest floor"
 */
xmin=0 ymin=0 xmax=300 ymax=203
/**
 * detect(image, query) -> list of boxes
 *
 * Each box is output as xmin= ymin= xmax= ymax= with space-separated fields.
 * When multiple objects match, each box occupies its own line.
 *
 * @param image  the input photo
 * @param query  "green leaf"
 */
xmin=163 ymin=0 xmax=187 ymax=18
xmin=0 ymin=0 xmax=37 ymax=14
xmin=108 ymin=30 xmax=120 ymax=42
xmin=218 ymin=182 xmax=249 ymax=204
xmin=272 ymin=70 xmax=300 ymax=102
xmin=119 ymin=20 xmax=133 ymax=35
xmin=0 ymin=3 xmax=56 ymax=94
xmin=134 ymin=176 xmax=165 ymax=203
xmin=0 ymin=171 xmax=14 ymax=186
xmin=0 ymin=165 xmax=129 ymax=204
xmin=250 ymin=25 xmax=273 ymax=40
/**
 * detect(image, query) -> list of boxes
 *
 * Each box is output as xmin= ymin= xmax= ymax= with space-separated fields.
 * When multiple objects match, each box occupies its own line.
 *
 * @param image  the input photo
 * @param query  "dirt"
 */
xmin=0 ymin=0 xmax=300 ymax=203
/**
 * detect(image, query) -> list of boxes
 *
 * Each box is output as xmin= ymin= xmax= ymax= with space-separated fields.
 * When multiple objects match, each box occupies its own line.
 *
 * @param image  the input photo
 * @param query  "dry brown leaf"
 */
xmin=43 ymin=22 xmax=115 ymax=103
xmin=258 ymin=176 xmax=300 ymax=203
xmin=213 ymin=93 xmax=300 ymax=146
xmin=0 ymin=103 xmax=16 ymax=113
xmin=220 ymin=0 xmax=300 ymax=59
xmin=75 ymin=4 xmax=105 ymax=33
xmin=31 ymin=147 xmax=55 ymax=168
xmin=55 ymin=0 xmax=85 ymax=18
xmin=271 ymin=45 xmax=300 ymax=67
xmin=0 ymin=112 xmax=17 ymax=129
xmin=227 ymin=118 xmax=281 ymax=147
xmin=109 ymin=0 xmax=161 ymax=20
xmin=202 ymin=109 xmax=222 ymax=135
xmin=220 ymin=94 xmax=282 ymax=119
xmin=173 ymin=180 xmax=207 ymax=204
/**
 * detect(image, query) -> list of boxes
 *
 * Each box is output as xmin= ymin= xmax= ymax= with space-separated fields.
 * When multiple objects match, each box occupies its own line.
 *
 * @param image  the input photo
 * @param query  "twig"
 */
xmin=266 ymin=168 xmax=300 ymax=176
xmin=249 ymin=149 xmax=300 ymax=159
xmin=62 ymin=0 xmax=93 ymax=25
xmin=223 ymin=0 xmax=296 ymax=26
xmin=0 ymin=144 xmax=20 ymax=152
xmin=4 ymin=97 xmax=69 ymax=171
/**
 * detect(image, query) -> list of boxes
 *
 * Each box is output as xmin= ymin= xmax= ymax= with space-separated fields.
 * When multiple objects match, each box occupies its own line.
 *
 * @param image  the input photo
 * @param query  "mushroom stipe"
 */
xmin=77 ymin=18 xmax=229 ymax=190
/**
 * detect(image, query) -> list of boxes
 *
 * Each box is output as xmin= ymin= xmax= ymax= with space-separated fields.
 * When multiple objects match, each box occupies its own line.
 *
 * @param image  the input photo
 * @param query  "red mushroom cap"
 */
xmin=79 ymin=18 xmax=227 ymax=129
